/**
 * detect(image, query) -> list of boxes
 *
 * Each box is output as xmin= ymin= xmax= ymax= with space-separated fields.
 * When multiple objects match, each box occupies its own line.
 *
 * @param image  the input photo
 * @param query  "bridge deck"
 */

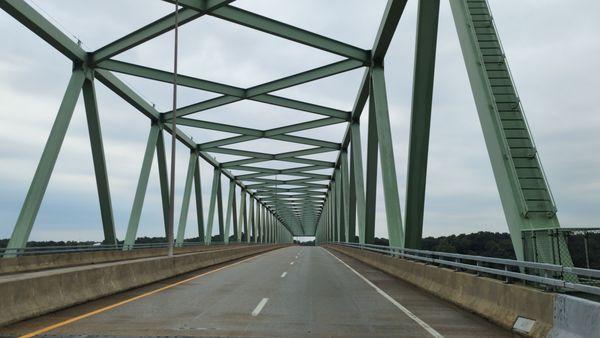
xmin=0 ymin=247 xmax=510 ymax=337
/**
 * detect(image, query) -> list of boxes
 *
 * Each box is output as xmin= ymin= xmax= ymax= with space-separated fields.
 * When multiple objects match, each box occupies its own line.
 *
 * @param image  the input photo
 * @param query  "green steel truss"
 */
xmin=1 ymin=0 xmax=568 ymax=263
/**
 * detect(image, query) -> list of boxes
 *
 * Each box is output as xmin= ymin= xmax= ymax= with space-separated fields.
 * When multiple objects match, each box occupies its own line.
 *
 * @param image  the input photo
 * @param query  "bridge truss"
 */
xmin=1 ymin=0 xmax=569 ymax=263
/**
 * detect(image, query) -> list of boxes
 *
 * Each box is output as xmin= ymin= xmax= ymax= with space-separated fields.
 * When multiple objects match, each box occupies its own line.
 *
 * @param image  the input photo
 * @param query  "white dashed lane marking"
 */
xmin=251 ymin=298 xmax=269 ymax=317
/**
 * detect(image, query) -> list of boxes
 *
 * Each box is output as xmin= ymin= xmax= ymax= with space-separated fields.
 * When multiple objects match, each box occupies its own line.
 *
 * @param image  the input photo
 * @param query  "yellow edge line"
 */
xmin=19 ymin=251 xmax=269 ymax=338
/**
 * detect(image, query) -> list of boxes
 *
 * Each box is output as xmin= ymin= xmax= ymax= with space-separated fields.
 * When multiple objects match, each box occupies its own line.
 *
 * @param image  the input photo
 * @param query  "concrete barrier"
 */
xmin=0 ymin=244 xmax=244 ymax=275
xmin=0 ymin=244 xmax=286 ymax=327
xmin=326 ymin=244 xmax=556 ymax=338
xmin=548 ymin=294 xmax=600 ymax=338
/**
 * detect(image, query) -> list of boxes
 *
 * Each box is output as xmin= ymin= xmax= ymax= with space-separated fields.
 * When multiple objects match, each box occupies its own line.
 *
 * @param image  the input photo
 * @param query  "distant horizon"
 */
xmin=0 ymin=229 xmax=514 ymax=245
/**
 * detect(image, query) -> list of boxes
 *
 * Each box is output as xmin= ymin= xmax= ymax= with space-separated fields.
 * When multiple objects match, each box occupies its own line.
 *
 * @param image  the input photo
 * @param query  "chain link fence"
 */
xmin=522 ymin=227 xmax=600 ymax=285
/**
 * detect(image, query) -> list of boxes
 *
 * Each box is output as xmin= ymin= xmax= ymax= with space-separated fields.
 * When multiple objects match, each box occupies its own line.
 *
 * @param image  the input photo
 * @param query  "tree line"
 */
xmin=2 ymin=231 xmax=597 ymax=268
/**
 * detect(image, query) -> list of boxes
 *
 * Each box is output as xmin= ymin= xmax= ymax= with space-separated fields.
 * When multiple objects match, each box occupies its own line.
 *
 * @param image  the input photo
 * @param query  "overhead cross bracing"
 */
xmin=0 ymin=0 xmax=408 ymax=251
xmin=2 ymin=0 xmax=573 ymax=267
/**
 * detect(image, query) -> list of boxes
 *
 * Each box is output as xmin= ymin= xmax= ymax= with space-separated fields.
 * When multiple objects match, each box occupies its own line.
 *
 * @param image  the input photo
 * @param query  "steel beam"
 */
xmin=4 ymin=0 xmax=416 ymax=240
xmin=208 ymin=5 xmax=369 ymax=61
xmin=341 ymin=151 xmax=350 ymax=242
xmin=371 ymin=66 xmax=404 ymax=247
xmin=254 ymin=198 xmax=260 ymax=242
xmin=251 ymin=95 xmax=350 ymax=120
xmin=5 ymin=69 xmax=85 ymax=252
xmin=82 ymin=78 xmax=117 ymax=245
xmin=348 ymin=149 xmax=357 ymax=243
xmin=239 ymin=189 xmax=248 ymax=242
xmin=93 ymin=0 xmax=234 ymax=63
xmin=404 ymin=0 xmax=440 ymax=249
xmin=193 ymin=155 xmax=205 ymax=242
xmin=313 ymin=0 xmax=409 ymax=238
xmin=94 ymin=70 xmax=160 ymax=120
xmin=249 ymin=195 xmax=255 ymax=242
xmin=0 ymin=0 xmax=86 ymax=61
xmin=216 ymin=169 xmax=225 ymax=241
xmin=266 ymin=117 xmax=344 ymax=135
xmin=99 ymin=58 xmax=357 ymax=120
xmin=232 ymin=184 xmax=238 ymax=242
xmin=123 ymin=123 xmax=161 ymax=249
xmin=224 ymin=179 xmax=236 ymax=244
xmin=175 ymin=118 xmax=262 ymax=136
xmin=364 ymin=86 xmax=378 ymax=245
xmin=176 ymin=151 xmax=197 ymax=246
xmin=372 ymin=0 xmax=409 ymax=63
xmin=450 ymin=0 xmax=562 ymax=261
xmin=156 ymin=129 xmax=171 ymax=236
xmin=350 ymin=122 xmax=366 ymax=244
xmin=205 ymin=167 xmax=221 ymax=244
xmin=96 ymin=60 xmax=244 ymax=97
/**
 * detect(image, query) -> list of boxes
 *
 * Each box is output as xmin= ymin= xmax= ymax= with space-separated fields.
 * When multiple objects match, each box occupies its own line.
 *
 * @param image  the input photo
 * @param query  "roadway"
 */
xmin=0 ymin=246 xmax=511 ymax=337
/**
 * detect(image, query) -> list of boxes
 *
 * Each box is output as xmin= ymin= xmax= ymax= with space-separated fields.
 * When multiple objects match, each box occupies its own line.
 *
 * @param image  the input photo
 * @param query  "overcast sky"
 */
xmin=1 ymin=0 xmax=599 ymax=242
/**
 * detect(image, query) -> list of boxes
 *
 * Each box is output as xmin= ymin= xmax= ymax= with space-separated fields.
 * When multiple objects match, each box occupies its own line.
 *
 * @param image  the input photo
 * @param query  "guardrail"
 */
xmin=0 ymin=241 xmax=258 ymax=257
xmin=329 ymin=242 xmax=600 ymax=297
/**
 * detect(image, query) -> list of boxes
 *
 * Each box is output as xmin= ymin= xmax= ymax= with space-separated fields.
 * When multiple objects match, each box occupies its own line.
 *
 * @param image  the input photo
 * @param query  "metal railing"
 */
xmin=522 ymin=227 xmax=600 ymax=269
xmin=0 ymin=240 xmax=259 ymax=257
xmin=330 ymin=242 xmax=600 ymax=297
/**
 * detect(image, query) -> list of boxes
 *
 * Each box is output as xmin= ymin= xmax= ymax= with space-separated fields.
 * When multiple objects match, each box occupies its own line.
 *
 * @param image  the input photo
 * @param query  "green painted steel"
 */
xmin=265 ymin=206 xmax=269 ymax=243
xmin=92 ymin=1 xmax=234 ymax=63
xmin=254 ymin=199 xmax=259 ymax=242
xmin=176 ymin=151 xmax=197 ymax=246
xmin=192 ymin=155 xmax=205 ymax=242
xmin=266 ymin=211 xmax=269 ymax=243
xmin=239 ymin=189 xmax=248 ymax=243
xmin=335 ymin=177 xmax=341 ymax=242
xmin=152 ymin=58 xmax=358 ymax=120
xmin=123 ymin=123 xmax=161 ymax=249
xmin=347 ymin=152 xmax=356 ymax=243
xmin=364 ymin=85 xmax=379 ymax=245
xmin=330 ymin=188 xmax=334 ymax=241
xmin=341 ymin=152 xmax=350 ymax=242
xmin=371 ymin=66 xmax=405 ymax=248
xmin=82 ymin=79 xmax=117 ymax=246
xmin=257 ymin=202 xmax=262 ymax=243
xmin=0 ymin=0 xmax=86 ymax=61
xmin=450 ymin=0 xmax=568 ymax=264
xmin=350 ymin=122 xmax=366 ymax=244
xmin=223 ymin=180 xmax=236 ymax=244
xmin=205 ymin=168 xmax=221 ymax=244
xmin=404 ymin=0 xmax=440 ymax=249
xmin=249 ymin=196 xmax=255 ymax=242
xmin=261 ymin=203 xmax=265 ymax=243
xmin=3 ymin=0 xmax=570 ymax=263
xmin=216 ymin=173 xmax=225 ymax=241
xmin=372 ymin=0 xmax=408 ymax=62
xmin=94 ymin=70 xmax=159 ymax=120
xmin=156 ymin=129 xmax=171 ymax=236
xmin=208 ymin=5 xmax=369 ymax=62
xmin=6 ymin=69 xmax=85 ymax=253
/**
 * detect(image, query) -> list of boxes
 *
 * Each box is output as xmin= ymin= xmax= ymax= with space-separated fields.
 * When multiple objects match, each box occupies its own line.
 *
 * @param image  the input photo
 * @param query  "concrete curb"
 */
xmin=0 ymin=244 xmax=286 ymax=327
xmin=0 ymin=244 xmax=244 ymax=275
xmin=325 ymin=244 xmax=556 ymax=337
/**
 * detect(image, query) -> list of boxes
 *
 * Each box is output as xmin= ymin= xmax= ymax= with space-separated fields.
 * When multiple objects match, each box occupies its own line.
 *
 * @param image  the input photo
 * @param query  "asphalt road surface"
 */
xmin=0 ymin=246 xmax=512 ymax=337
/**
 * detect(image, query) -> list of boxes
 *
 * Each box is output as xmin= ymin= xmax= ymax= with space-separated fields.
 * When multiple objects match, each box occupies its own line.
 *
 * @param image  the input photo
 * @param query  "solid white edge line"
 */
xmin=324 ymin=249 xmax=444 ymax=338
xmin=251 ymin=298 xmax=269 ymax=316
xmin=281 ymin=272 xmax=287 ymax=278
